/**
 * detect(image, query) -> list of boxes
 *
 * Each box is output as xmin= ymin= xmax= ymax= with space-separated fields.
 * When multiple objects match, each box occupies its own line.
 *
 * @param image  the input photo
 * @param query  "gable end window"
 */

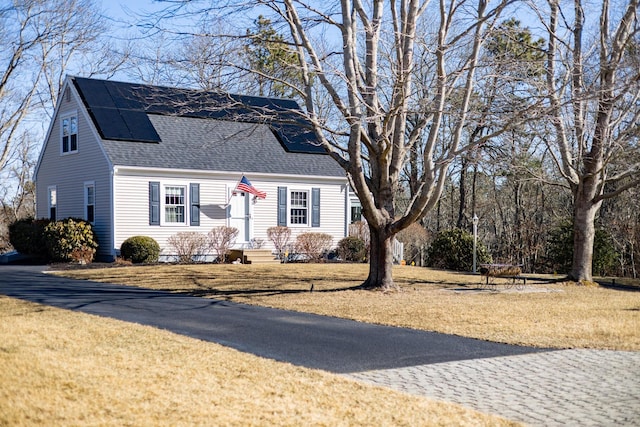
xmin=61 ymin=114 xmax=78 ymax=154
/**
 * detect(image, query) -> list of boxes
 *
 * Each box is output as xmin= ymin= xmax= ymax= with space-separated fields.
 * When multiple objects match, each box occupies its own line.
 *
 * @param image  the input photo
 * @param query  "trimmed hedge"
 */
xmin=120 ymin=236 xmax=160 ymax=264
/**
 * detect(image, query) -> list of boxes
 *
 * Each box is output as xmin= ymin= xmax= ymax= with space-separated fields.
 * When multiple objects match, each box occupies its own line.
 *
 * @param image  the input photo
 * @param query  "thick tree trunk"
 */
xmin=570 ymin=191 xmax=599 ymax=282
xmin=362 ymin=226 xmax=395 ymax=290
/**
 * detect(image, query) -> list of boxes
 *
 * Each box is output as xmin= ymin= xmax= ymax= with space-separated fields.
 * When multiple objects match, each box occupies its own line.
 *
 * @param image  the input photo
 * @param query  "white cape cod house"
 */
xmin=34 ymin=76 xmax=352 ymax=261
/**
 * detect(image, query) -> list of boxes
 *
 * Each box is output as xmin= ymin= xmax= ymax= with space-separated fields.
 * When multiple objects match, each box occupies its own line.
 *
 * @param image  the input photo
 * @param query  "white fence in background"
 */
xmin=393 ymin=238 xmax=404 ymax=264
xmin=348 ymin=221 xmax=404 ymax=264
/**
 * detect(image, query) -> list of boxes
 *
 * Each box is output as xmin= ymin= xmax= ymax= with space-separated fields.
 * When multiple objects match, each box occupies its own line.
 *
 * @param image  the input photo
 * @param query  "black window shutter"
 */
xmin=311 ymin=188 xmax=320 ymax=227
xmin=277 ymin=186 xmax=287 ymax=226
xmin=149 ymin=182 xmax=160 ymax=225
xmin=190 ymin=183 xmax=200 ymax=226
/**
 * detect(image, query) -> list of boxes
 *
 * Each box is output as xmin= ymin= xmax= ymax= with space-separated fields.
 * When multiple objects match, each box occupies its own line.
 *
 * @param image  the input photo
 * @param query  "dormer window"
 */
xmin=61 ymin=114 xmax=78 ymax=154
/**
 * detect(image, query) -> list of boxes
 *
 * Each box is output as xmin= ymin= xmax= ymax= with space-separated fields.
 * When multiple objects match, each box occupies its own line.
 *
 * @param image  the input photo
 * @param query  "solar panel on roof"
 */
xmin=74 ymin=78 xmax=118 ymax=109
xmin=271 ymin=123 xmax=327 ymax=154
xmin=89 ymin=108 xmax=134 ymax=141
xmin=107 ymin=82 xmax=146 ymax=110
xmin=121 ymin=111 xmax=161 ymax=142
xmin=73 ymin=76 xmax=329 ymax=153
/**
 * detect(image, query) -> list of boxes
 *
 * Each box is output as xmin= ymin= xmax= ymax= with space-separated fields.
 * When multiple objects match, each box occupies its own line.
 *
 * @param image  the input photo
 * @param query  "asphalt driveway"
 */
xmin=3 ymin=264 xmax=639 ymax=426
xmin=0 ymin=264 xmax=547 ymax=373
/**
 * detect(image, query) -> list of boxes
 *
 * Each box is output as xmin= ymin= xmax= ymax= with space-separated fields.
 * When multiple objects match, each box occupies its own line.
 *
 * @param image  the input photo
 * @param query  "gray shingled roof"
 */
xmin=73 ymin=76 xmax=328 ymax=154
xmin=101 ymin=114 xmax=345 ymax=177
xmin=71 ymin=76 xmax=345 ymax=177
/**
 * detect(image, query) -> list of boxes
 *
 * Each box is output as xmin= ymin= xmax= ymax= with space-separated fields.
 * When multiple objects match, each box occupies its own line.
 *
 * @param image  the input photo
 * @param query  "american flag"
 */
xmin=236 ymin=175 xmax=267 ymax=199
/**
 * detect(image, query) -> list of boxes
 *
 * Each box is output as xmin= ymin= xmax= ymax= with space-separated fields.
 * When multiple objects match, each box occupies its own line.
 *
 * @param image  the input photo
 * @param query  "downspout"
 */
xmin=110 ymin=166 xmax=116 ymax=261
xmin=344 ymin=183 xmax=350 ymax=237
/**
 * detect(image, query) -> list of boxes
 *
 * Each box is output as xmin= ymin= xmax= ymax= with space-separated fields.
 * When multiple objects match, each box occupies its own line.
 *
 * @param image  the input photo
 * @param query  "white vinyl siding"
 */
xmin=253 ymin=181 xmax=346 ymax=250
xmin=113 ymin=172 xmax=347 ymax=257
xmin=35 ymin=85 xmax=113 ymax=260
xmin=114 ymin=173 xmax=227 ymax=253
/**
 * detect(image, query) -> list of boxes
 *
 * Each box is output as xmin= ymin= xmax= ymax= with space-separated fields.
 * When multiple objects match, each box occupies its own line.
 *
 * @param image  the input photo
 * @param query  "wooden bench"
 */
xmin=479 ymin=264 xmax=527 ymax=290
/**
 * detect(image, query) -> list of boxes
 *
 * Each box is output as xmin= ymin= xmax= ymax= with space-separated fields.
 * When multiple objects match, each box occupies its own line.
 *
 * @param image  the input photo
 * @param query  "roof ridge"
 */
xmin=71 ymin=75 xmax=299 ymax=104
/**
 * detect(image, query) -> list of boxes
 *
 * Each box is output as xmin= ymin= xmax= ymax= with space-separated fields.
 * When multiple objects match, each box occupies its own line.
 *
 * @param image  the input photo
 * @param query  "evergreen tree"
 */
xmin=244 ymin=16 xmax=302 ymax=98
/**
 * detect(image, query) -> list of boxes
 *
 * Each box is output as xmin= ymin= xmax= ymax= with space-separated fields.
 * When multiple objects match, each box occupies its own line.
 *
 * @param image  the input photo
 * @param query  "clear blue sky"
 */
xmin=100 ymin=0 xmax=160 ymax=20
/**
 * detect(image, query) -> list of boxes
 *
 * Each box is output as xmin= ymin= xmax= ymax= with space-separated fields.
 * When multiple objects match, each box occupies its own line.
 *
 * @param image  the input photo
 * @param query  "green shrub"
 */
xmin=43 ymin=218 xmax=98 ymax=263
xmin=337 ymin=236 xmax=367 ymax=262
xmin=348 ymin=221 xmax=370 ymax=254
xmin=8 ymin=218 xmax=51 ymax=257
xmin=546 ymin=221 xmax=573 ymax=273
xmin=547 ymin=220 xmax=618 ymax=276
xmin=426 ymin=228 xmax=491 ymax=271
xmin=120 ymin=236 xmax=160 ymax=264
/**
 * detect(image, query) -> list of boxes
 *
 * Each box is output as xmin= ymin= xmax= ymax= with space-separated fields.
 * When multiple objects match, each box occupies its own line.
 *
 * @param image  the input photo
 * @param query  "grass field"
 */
xmin=3 ymin=262 xmax=639 ymax=425
xmin=1 ymin=295 xmax=516 ymax=426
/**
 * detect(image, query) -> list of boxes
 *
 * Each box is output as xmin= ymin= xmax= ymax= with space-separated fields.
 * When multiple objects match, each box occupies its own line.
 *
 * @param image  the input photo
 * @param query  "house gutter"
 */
xmin=111 ymin=165 xmax=347 ymax=184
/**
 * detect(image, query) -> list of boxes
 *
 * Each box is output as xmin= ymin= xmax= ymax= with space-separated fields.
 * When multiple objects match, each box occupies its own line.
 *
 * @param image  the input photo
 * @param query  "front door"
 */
xmin=229 ymin=191 xmax=250 ymax=245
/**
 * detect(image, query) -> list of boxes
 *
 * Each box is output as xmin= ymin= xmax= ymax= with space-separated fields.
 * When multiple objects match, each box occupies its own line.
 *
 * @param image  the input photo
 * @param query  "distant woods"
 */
xmin=1 ymin=0 xmax=638 ymax=283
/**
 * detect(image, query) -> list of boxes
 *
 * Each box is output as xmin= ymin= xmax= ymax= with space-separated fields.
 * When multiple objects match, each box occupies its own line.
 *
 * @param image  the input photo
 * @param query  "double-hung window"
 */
xmin=277 ymin=187 xmax=320 ymax=227
xmin=351 ymin=204 xmax=362 ymax=223
xmin=149 ymin=182 xmax=200 ymax=226
xmin=164 ymin=185 xmax=186 ymax=224
xmin=48 ymin=186 xmax=57 ymax=220
xmin=85 ymin=182 xmax=95 ymax=223
xmin=290 ymin=191 xmax=309 ymax=225
xmin=61 ymin=114 xmax=78 ymax=154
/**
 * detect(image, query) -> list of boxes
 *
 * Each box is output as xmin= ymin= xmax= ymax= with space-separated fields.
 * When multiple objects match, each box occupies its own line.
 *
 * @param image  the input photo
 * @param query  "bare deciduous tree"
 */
xmin=1 ymin=0 xmax=126 ymax=250
xmin=539 ymin=0 xmax=640 ymax=282
xmin=277 ymin=0 xmax=526 ymax=289
xmin=142 ymin=0 xmax=536 ymax=288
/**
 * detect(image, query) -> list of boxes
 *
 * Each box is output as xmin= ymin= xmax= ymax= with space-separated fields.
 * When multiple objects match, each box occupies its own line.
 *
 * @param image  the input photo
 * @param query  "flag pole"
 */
xmin=222 ymin=173 xmax=245 ymax=208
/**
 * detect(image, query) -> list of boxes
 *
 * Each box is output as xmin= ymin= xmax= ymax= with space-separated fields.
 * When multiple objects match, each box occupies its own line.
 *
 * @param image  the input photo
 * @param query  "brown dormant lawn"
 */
xmin=1 ymin=296 xmax=516 ymax=426
xmin=56 ymin=263 xmax=640 ymax=350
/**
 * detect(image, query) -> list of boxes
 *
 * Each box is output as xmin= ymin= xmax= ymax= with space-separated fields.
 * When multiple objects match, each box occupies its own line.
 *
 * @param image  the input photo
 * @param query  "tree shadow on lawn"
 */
xmin=400 ymin=272 xmax=572 ymax=292
xmin=168 ymin=279 xmax=364 ymax=300
xmin=176 ymin=278 xmax=498 ymax=299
